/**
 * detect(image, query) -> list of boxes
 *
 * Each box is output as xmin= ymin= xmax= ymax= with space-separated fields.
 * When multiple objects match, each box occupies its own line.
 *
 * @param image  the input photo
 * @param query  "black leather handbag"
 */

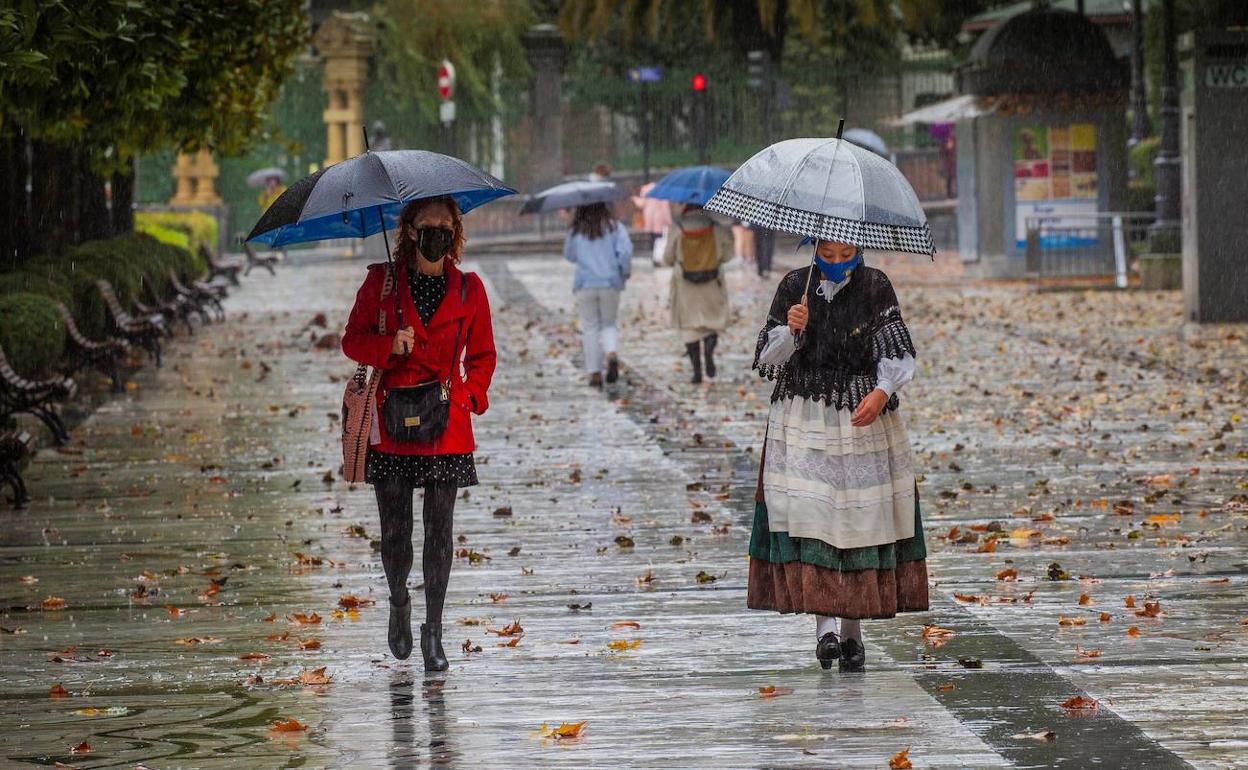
xmin=381 ymin=279 xmax=467 ymax=444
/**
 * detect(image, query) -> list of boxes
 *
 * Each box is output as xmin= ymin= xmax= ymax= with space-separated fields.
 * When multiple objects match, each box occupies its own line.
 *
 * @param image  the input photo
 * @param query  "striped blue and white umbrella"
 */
xmin=705 ymin=137 xmax=933 ymax=257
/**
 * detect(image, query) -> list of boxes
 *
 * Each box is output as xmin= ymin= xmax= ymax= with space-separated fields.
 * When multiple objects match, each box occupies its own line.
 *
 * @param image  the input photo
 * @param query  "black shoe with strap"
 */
xmin=839 ymin=637 xmax=866 ymax=673
xmin=388 ymin=594 xmax=413 ymax=660
xmin=421 ymin=622 xmax=449 ymax=672
xmin=816 ymin=631 xmax=842 ymax=670
xmin=606 ymin=354 xmax=619 ymax=384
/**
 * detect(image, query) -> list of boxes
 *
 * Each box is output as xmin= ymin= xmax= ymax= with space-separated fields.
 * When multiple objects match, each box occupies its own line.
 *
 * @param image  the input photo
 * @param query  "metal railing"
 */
xmin=1025 ymin=212 xmax=1155 ymax=287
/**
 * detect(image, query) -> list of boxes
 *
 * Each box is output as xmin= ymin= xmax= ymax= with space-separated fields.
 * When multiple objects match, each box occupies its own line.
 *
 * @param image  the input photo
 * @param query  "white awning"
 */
xmin=887 ymin=94 xmax=996 ymax=126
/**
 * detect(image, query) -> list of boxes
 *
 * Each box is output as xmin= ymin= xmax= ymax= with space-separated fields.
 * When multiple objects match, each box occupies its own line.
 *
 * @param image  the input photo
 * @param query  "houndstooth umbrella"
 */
xmin=704 ymin=137 xmax=934 ymax=257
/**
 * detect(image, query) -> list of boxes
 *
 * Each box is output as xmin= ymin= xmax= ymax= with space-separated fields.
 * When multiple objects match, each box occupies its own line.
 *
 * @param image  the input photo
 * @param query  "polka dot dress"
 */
xmin=365 ymin=269 xmax=478 ymax=488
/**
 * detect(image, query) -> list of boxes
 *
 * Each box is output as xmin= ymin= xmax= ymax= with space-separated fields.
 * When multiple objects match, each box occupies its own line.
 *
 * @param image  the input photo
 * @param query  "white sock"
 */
xmin=840 ymin=618 xmax=863 ymax=644
xmin=815 ymin=615 xmax=839 ymax=640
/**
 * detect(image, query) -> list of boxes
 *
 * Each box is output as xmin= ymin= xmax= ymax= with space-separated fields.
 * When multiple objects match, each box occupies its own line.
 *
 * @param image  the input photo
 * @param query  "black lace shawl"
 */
xmin=752 ymin=265 xmax=916 ymax=412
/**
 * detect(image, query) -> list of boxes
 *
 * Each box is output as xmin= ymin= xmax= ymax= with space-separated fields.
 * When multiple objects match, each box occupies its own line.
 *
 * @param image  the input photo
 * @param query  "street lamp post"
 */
xmin=1128 ymin=0 xmax=1152 ymax=156
xmin=1149 ymin=0 xmax=1181 ymax=252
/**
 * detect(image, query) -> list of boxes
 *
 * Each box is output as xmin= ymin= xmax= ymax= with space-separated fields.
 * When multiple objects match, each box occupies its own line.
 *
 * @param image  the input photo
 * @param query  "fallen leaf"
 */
xmin=1078 ymin=593 xmax=1093 ymax=606
xmin=607 ymin=639 xmax=642 ymax=651
xmin=72 ymin=707 xmax=128 ymax=717
xmin=1126 ymin=625 xmax=1141 ymax=637
xmin=173 ymin=636 xmax=222 ymax=645
xmin=489 ymin=620 xmax=523 ymax=637
xmin=490 ymin=593 xmax=508 ymax=603
xmin=49 ymin=683 xmax=69 ymax=698
xmin=238 ymin=652 xmax=271 ymax=661
xmin=498 ymin=636 xmax=521 ymax=648
xmin=758 ymin=685 xmax=793 ymax=698
xmin=298 ymin=667 xmax=332 ymax=686
xmin=1058 ymin=616 xmax=1087 ymax=627
xmin=1011 ymin=730 xmax=1056 ymax=741
xmin=1075 ymin=647 xmax=1101 ymax=658
xmin=42 ymin=597 xmax=67 ymax=611
xmin=337 ymin=595 xmax=374 ymax=610
xmin=610 ymin=621 xmax=641 ymax=631
xmin=1135 ymin=601 xmax=1162 ymax=618
xmin=19 ymin=575 xmax=38 ymax=583
xmin=462 ymin=639 xmax=482 ymax=653
xmin=889 ymin=747 xmax=913 ymax=769
xmin=1124 ymin=595 xmax=1136 ymax=608
xmin=996 ymin=568 xmax=1018 ymax=581
xmin=537 ymin=721 xmax=588 ymax=740
xmin=288 ymin=613 xmax=322 ymax=625
xmin=69 ymin=741 xmax=91 ymax=754
xmin=268 ymin=718 xmax=307 ymax=732
xmin=1060 ymin=696 xmax=1098 ymax=713
xmin=1099 ymin=612 xmax=1112 ymax=622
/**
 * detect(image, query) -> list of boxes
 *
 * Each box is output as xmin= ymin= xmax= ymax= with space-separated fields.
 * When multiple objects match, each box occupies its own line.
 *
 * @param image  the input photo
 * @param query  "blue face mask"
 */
xmin=814 ymin=249 xmax=862 ymax=283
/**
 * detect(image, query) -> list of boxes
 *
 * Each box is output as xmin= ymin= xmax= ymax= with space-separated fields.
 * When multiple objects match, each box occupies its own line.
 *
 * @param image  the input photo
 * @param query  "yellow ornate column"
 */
xmin=316 ymin=13 xmax=374 ymax=167
xmin=169 ymin=149 xmax=221 ymax=206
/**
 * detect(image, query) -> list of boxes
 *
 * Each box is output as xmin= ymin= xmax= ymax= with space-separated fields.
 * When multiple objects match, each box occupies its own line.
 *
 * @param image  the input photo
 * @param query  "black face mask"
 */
xmin=414 ymin=226 xmax=454 ymax=262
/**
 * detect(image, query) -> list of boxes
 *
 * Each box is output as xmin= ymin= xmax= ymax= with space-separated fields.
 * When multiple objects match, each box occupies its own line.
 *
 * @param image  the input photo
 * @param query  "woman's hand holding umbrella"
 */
xmin=391 ymin=327 xmax=415 ymax=356
xmin=787 ymin=296 xmax=809 ymax=334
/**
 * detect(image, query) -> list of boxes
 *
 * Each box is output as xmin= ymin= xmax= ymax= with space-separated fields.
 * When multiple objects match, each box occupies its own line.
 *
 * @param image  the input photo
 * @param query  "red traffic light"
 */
xmin=691 ymin=73 xmax=707 ymax=92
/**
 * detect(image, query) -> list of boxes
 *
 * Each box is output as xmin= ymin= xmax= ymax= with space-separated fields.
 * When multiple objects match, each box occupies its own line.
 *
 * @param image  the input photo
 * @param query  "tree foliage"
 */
xmin=372 ymin=0 xmax=533 ymax=128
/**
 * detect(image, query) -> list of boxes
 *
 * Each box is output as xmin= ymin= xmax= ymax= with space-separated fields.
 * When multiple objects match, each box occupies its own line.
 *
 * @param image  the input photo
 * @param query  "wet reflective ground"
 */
xmin=2 ymin=249 xmax=1244 ymax=768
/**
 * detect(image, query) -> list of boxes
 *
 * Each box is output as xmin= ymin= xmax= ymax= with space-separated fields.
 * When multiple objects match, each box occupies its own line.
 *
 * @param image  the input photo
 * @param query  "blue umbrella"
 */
xmin=245 ymin=150 xmax=516 ymax=247
xmin=644 ymin=165 xmax=731 ymax=206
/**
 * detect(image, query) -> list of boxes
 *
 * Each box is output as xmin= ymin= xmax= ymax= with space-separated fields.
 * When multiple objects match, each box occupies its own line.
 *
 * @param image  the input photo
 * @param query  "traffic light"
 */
xmin=692 ymin=73 xmax=708 ymax=163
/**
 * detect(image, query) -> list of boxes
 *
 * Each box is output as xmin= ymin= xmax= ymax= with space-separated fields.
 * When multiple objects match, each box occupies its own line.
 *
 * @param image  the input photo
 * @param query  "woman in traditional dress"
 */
xmin=661 ymin=204 xmax=733 ymax=383
xmin=748 ymin=239 xmax=927 ymax=671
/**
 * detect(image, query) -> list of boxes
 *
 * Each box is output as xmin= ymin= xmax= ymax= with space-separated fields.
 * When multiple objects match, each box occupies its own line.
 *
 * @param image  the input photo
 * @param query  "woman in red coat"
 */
xmin=342 ymin=195 xmax=496 ymax=670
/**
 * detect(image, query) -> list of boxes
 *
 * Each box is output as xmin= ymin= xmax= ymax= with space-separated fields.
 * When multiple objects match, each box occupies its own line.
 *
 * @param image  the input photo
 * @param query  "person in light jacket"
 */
xmin=661 ymin=204 xmax=733 ymax=383
xmin=564 ymin=202 xmax=633 ymax=387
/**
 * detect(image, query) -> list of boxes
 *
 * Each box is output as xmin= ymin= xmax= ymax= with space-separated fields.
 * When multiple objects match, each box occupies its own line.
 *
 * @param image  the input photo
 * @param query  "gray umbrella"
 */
xmin=520 ymin=180 xmax=625 ymax=215
xmin=704 ymin=137 xmax=932 ymax=256
xmin=246 ymin=167 xmax=288 ymax=188
xmin=842 ymin=128 xmax=890 ymax=159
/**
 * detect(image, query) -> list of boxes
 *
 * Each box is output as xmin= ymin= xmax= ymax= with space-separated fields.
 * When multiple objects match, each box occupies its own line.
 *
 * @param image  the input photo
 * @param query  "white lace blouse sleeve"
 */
xmin=757 ymin=325 xmax=798 ymax=366
xmin=875 ymin=354 xmax=916 ymax=397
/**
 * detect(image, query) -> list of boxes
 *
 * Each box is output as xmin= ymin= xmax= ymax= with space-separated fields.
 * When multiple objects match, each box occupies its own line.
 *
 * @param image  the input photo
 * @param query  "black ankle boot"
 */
xmin=388 ymin=594 xmax=412 ymax=660
xmin=838 ymin=637 xmax=866 ymax=673
xmin=606 ymin=354 xmax=619 ymax=384
xmin=702 ymin=333 xmax=718 ymax=379
xmin=816 ymin=631 xmax=841 ymax=670
xmin=420 ymin=622 xmax=449 ymax=672
xmin=685 ymin=341 xmax=703 ymax=384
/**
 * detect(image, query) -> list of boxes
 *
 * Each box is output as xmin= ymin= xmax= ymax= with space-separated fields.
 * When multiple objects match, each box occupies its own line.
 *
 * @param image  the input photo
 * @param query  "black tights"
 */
xmin=374 ymin=479 xmax=457 ymax=625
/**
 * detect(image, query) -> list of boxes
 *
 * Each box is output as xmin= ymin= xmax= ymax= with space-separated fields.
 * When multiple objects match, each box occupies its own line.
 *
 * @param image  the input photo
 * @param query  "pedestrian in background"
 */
xmin=564 ymin=202 xmax=633 ymax=387
xmin=662 ymin=204 xmax=733 ymax=384
xmin=632 ymin=181 xmax=673 ymax=263
xmin=749 ymin=239 xmax=926 ymax=673
xmin=752 ymin=223 xmax=775 ymax=277
xmin=341 ymin=196 xmax=497 ymax=671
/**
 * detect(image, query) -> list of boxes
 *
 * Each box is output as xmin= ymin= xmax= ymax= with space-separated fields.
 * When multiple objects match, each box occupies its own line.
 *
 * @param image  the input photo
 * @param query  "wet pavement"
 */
xmin=1 ymin=247 xmax=1245 ymax=769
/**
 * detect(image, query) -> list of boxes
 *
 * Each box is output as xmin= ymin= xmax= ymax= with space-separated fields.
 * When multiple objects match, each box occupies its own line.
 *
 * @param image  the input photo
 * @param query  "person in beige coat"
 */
xmin=661 ymin=204 xmax=734 ymax=383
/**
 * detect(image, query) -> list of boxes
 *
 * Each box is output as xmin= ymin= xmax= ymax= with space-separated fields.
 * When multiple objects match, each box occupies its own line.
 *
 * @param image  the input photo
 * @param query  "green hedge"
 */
xmin=135 ymin=210 xmax=219 ymax=255
xmin=0 ymin=233 xmax=202 ymax=375
xmin=0 ymin=293 xmax=66 ymax=378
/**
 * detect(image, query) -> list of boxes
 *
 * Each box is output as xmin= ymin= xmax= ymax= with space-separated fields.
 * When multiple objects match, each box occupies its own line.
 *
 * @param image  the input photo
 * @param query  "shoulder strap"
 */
xmin=445 ymin=274 xmax=470 ymax=384
xmin=377 ymin=264 xmax=396 ymax=334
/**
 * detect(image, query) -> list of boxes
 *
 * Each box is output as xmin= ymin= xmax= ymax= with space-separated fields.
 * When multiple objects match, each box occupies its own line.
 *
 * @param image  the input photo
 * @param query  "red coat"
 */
xmin=342 ymin=261 xmax=496 ymax=455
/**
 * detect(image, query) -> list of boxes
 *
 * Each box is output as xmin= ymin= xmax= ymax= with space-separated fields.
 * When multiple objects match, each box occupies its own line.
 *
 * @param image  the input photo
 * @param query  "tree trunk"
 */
xmin=79 ymin=153 xmax=111 ymax=242
xmin=0 ymin=133 xmax=30 ymax=269
xmin=111 ymin=159 xmax=136 ymax=235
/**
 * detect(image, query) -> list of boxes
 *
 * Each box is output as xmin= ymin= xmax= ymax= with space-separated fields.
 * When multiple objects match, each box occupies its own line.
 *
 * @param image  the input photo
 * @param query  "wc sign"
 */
xmin=1206 ymin=61 xmax=1248 ymax=88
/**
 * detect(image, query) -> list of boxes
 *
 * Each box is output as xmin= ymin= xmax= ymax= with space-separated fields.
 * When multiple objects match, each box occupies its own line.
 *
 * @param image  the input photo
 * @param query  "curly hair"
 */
xmin=393 ymin=196 xmax=466 ymax=265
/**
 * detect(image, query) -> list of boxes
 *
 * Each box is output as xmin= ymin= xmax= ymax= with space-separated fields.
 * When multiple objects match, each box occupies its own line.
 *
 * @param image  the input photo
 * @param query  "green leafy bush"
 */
xmin=0 ymin=293 xmax=66 ymax=377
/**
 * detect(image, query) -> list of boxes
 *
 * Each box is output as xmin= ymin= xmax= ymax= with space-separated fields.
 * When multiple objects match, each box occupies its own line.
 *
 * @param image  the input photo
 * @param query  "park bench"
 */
xmin=97 ymin=280 xmax=165 ymax=366
xmin=241 ymin=240 xmax=281 ymax=276
xmin=56 ymin=302 xmax=126 ymax=393
xmin=201 ymin=244 xmax=243 ymax=287
xmin=0 ymin=345 xmax=75 ymax=446
xmin=168 ymin=269 xmax=225 ymax=322
xmin=0 ymin=430 xmax=35 ymax=509
xmin=136 ymin=273 xmax=196 ymax=334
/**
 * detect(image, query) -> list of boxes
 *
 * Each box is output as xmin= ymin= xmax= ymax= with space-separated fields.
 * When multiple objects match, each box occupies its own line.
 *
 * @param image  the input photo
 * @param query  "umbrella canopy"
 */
xmin=246 ymin=167 xmax=288 ymax=188
xmin=246 ymin=150 xmax=515 ymax=246
xmin=704 ymin=137 xmax=933 ymax=256
xmin=519 ymin=180 xmax=624 ymax=215
xmin=644 ymin=165 xmax=731 ymax=206
xmin=842 ymin=128 xmax=890 ymax=159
